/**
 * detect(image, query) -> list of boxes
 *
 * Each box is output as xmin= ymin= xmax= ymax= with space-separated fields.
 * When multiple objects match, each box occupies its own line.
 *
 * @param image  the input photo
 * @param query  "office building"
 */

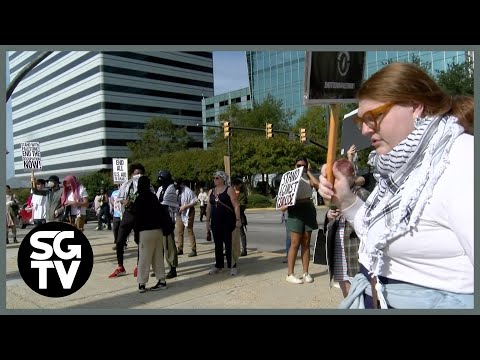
xmin=8 ymin=51 xmax=213 ymax=182
xmin=201 ymin=87 xmax=252 ymax=149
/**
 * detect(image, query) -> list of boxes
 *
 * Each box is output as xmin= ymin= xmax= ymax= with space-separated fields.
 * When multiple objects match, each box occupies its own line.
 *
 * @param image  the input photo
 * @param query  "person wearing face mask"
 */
xmin=318 ymin=62 xmax=473 ymax=309
xmin=155 ymin=170 xmax=179 ymax=279
xmin=30 ymin=175 xmax=63 ymax=222
xmin=109 ymin=163 xmax=147 ymax=279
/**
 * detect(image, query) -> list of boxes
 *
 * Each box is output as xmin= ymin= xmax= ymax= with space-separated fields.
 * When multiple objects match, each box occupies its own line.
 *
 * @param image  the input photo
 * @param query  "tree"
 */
xmin=294 ymin=106 xmax=329 ymax=145
xmin=128 ymin=117 xmax=194 ymax=160
xmin=383 ymin=53 xmax=432 ymax=73
xmin=436 ymin=59 xmax=474 ymax=96
xmin=217 ymin=94 xmax=294 ymax=139
xmin=79 ymin=172 xmax=114 ymax=200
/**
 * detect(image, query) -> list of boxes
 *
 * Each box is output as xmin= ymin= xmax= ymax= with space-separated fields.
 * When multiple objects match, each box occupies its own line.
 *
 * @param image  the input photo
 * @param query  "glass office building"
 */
xmin=365 ymin=51 xmax=467 ymax=78
xmin=246 ymin=51 xmax=306 ymax=124
xmin=247 ymin=50 xmax=470 ymax=125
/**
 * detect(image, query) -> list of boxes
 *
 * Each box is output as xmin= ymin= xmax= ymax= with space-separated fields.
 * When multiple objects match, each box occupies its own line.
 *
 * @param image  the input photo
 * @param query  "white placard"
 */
xmin=275 ymin=166 xmax=303 ymax=209
xmin=112 ymin=158 xmax=128 ymax=184
xmin=21 ymin=142 xmax=42 ymax=170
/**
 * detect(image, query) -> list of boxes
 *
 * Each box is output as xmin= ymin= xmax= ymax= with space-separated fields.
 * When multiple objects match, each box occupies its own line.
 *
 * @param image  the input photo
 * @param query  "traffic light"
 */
xmin=266 ymin=123 xmax=273 ymax=139
xmin=223 ymin=121 xmax=231 ymax=138
xmin=300 ymin=128 xmax=307 ymax=142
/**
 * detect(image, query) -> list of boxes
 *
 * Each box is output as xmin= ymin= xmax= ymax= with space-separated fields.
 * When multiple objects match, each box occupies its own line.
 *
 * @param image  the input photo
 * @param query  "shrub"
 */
xmin=247 ymin=193 xmax=274 ymax=209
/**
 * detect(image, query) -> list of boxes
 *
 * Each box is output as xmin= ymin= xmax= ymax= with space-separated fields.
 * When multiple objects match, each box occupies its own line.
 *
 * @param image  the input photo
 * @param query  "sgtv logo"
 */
xmin=18 ymin=222 xmax=93 ymax=298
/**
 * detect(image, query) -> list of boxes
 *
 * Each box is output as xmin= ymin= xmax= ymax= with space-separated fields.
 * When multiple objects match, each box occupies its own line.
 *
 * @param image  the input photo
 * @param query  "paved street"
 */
xmin=5 ymin=206 xmax=344 ymax=312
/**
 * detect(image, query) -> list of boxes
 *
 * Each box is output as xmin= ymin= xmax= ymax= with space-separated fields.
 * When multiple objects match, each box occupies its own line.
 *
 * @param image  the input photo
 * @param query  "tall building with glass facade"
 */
xmin=247 ymin=50 xmax=470 ymax=125
xmin=8 ymin=51 xmax=213 ymax=182
xmin=246 ymin=51 xmax=306 ymax=124
xmin=364 ymin=51 xmax=468 ymax=78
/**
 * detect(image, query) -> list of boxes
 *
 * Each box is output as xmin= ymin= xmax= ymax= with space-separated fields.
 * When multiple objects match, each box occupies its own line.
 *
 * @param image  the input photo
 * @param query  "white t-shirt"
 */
xmin=31 ymin=193 xmax=47 ymax=220
xmin=343 ymin=133 xmax=473 ymax=294
xmin=67 ymin=185 xmax=89 ymax=217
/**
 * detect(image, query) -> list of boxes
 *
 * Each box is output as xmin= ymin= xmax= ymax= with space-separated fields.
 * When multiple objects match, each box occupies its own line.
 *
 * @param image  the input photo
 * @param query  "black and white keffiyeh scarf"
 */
xmin=360 ymin=114 xmax=464 ymax=277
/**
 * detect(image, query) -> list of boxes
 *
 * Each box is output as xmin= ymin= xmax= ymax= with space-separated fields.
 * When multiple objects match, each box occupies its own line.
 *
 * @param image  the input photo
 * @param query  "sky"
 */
xmin=5 ymin=51 xmax=250 ymax=181
xmin=212 ymin=51 xmax=249 ymax=95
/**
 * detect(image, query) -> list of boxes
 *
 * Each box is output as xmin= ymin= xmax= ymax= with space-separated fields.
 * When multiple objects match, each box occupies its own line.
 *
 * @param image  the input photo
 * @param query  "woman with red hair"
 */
xmin=61 ymin=175 xmax=89 ymax=231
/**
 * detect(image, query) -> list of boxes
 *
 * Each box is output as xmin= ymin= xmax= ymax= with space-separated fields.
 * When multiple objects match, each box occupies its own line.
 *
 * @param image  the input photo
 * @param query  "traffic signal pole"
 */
xmin=196 ymin=123 xmax=327 ymax=150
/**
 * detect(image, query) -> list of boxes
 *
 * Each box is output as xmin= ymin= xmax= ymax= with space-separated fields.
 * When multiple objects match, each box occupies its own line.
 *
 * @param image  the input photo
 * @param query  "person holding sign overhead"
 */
xmin=280 ymin=157 xmax=320 ymax=284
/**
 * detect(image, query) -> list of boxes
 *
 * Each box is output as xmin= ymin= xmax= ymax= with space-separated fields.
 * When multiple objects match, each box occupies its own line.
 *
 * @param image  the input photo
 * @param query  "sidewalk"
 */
xmin=5 ymin=224 xmax=344 ymax=312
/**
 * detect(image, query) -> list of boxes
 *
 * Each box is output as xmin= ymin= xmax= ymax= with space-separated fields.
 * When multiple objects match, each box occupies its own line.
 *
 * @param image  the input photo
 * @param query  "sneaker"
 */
xmin=188 ymin=250 xmax=197 ymax=257
xmin=230 ymin=268 xmax=238 ymax=276
xmin=286 ymin=274 xmax=303 ymax=284
xmin=133 ymin=266 xmax=138 ymax=277
xmin=109 ymin=267 xmax=126 ymax=278
xmin=95 ymin=227 xmax=101 ymax=231
xmin=303 ymin=273 xmax=314 ymax=283
xmin=103 ymin=224 xmax=108 ymax=229
xmin=282 ymin=256 xmax=288 ymax=263
xmin=150 ymin=280 xmax=167 ymax=291
xmin=138 ymin=284 xmax=146 ymax=293
xmin=166 ymin=268 xmax=177 ymax=279
xmin=177 ymin=248 xmax=183 ymax=255
xmin=209 ymin=267 xmax=223 ymax=275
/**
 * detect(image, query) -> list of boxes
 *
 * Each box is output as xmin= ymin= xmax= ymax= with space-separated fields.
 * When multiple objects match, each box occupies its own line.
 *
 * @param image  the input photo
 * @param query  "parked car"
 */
xmin=17 ymin=203 xmax=33 ymax=229
xmin=85 ymin=202 xmax=98 ymax=223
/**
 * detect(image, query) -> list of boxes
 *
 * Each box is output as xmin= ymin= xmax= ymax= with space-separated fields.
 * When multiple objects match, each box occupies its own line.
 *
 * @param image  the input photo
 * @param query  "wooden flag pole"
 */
xmin=31 ymin=170 xmax=35 ymax=189
xmin=325 ymin=103 xmax=340 ymax=206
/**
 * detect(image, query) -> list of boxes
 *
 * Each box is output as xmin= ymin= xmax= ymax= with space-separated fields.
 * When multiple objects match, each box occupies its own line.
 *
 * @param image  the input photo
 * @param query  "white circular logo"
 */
xmin=337 ymin=52 xmax=351 ymax=76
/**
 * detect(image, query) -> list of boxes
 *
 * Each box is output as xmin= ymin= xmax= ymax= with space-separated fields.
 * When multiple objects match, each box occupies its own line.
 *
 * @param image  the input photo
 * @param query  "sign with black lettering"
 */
xmin=275 ymin=167 xmax=303 ymax=209
xmin=112 ymin=158 xmax=128 ymax=184
xmin=21 ymin=142 xmax=42 ymax=170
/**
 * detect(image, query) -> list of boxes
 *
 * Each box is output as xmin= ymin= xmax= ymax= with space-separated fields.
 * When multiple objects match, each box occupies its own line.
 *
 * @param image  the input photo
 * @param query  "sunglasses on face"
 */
xmin=354 ymin=102 xmax=395 ymax=131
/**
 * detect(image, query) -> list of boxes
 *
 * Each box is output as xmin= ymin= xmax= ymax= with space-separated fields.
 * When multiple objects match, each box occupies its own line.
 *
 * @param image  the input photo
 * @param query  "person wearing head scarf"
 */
xmin=61 ymin=175 xmax=89 ymax=231
xmin=205 ymin=170 xmax=241 ymax=276
xmin=155 ymin=170 xmax=179 ymax=279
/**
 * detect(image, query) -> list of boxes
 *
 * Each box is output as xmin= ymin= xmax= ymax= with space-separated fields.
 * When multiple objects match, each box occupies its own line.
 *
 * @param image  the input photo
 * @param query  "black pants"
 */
xmin=115 ymin=211 xmax=138 ymax=267
xmin=98 ymin=204 xmax=111 ymax=229
xmin=200 ymin=205 xmax=207 ymax=221
xmin=212 ymin=222 xmax=235 ymax=268
xmin=112 ymin=217 xmax=121 ymax=243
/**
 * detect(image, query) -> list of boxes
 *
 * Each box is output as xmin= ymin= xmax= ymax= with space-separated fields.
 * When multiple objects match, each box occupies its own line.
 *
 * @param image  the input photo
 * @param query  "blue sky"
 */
xmin=213 ymin=51 xmax=249 ymax=95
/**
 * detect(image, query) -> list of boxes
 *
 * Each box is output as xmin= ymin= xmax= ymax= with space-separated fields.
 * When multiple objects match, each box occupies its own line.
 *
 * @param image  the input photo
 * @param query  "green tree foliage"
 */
xmin=128 ymin=117 xmax=194 ymax=160
xmin=436 ymin=59 xmax=474 ymax=96
xmin=294 ymin=106 xmax=328 ymax=145
xmin=383 ymin=53 xmax=432 ymax=73
xmin=79 ymin=172 xmax=115 ymax=200
xmin=218 ymin=94 xmax=293 ymax=139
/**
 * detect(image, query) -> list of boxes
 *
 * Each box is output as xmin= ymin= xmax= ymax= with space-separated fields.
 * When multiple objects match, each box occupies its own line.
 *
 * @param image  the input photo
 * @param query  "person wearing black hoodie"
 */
xmin=132 ymin=175 xmax=169 ymax=293
xmin=155 ymin=170 xmax=179 ymax=279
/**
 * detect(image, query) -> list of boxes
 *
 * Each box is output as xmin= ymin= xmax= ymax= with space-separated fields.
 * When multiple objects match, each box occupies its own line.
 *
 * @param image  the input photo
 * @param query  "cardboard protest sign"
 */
xmin=112 ymin=158 xmax=128 ymax=184
xmin=275 ymin=167 xmax=303 ymax=209
xmin=21 ymin=142 xmax=42 ymax=170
